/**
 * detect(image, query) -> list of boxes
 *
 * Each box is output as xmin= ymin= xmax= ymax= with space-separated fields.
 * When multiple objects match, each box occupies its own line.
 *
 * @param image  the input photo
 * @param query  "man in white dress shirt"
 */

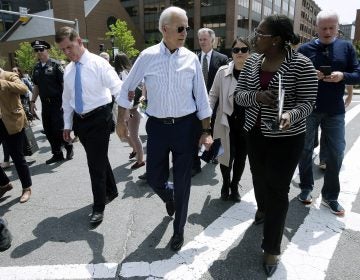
xmin=55 ymin=27 xmax=122 ymax=227
xmin=116 ymin=6 xmax=213 ymax=251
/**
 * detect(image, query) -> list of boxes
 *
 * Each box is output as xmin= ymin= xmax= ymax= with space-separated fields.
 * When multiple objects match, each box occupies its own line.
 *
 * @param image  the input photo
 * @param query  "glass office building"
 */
xmin=120 ymin=0 xmax=295 ymax=51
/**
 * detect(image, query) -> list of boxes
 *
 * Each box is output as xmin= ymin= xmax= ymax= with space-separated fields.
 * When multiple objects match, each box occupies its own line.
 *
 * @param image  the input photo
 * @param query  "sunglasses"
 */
xmin=232 ymin=47 xmax=249 ymax=54
xmin=34 ymin=48 xmax=45 ymax=53
xmin=254 ymin=28 xmax=273 ymax=38
xmin=177 ymin=26 xmax=190 ymax=33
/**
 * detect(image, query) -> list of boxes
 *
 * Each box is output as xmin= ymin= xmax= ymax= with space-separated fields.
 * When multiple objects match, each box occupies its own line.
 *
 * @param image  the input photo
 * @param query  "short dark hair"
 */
xmin=263 ymin=14 xmax=300 ymax=46
xmin=55 ymin=26 xmax=79 ymax=43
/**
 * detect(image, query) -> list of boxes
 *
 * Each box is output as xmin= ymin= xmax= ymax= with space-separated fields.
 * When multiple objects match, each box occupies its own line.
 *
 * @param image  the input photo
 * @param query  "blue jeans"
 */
xmin=298 ymin=112 xmax=345 ymax=201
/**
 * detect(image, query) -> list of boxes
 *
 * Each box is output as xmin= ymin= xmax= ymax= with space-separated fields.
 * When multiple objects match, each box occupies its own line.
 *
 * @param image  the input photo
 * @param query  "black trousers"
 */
xmin=146 ymin=113 xmax=198 ymax=235
xmin=41 ymin=100 xmax=72 ymax=155
xmin=246 ymin=127 xmax=304 ymax=255
xmin=73 ymin=104 xmax=117 ymax=212
xmin=0 ymin=121 xmax=32 ymax=189
xmin=220 ymin=126 xmax=247 ymax=185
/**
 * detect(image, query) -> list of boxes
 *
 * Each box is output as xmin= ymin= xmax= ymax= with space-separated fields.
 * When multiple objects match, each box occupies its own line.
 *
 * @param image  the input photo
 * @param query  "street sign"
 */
xmin=19 ymin=6 xmax=29 ymax=23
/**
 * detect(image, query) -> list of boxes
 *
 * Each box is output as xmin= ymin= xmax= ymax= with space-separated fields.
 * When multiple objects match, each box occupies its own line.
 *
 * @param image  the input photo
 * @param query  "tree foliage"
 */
xmin=355 ymin=41 xmax=360 ymax=60
xmin=15 ymin=41 xmax=37 ymax=74
xmin=106 ymin=19 xmax=139 ymax=59
xmin=0 ymin=56 xmax=6 ymax=69
xmin=48 ymin=44 xmax=67 ymax=62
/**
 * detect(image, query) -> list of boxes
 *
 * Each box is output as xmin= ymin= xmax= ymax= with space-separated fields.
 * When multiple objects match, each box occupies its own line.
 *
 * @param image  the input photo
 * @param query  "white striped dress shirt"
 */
xmin=116 ymin=41 xmax=212 ymax=120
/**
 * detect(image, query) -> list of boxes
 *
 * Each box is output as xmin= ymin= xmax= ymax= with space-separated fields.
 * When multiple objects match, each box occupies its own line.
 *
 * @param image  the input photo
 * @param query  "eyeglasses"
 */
xmin=34 ymin=48 xmax=45 ymax=53
xmin=177 ymin=26 xmax=190 ymax=33
xmin=232 ymin=47 xmax=249 ymax=54
xmin=254 ymin=28 xmax=273 ymax=38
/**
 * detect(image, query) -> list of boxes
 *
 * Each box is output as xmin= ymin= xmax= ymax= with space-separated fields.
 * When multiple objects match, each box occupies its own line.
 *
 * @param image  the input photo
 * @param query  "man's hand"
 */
xmin=63 ymin=129 xmax=73 ymax=142
xmin=323 ymin=71 xmax=344 ymax=83
xmin=344 ymin=94 xmax=352 ymax=108
xmin=116 ymin=121 xmax=129 ymax=142
xmin=128 ymin=91 xmax=135 ymax=102
xmin=199 ymin=133 xmax=213 ymax=151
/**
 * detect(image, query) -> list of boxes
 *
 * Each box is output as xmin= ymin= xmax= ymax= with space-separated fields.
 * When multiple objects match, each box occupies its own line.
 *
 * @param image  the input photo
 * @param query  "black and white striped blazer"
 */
xmin=234 ymin=48 xmax=318 ymax=137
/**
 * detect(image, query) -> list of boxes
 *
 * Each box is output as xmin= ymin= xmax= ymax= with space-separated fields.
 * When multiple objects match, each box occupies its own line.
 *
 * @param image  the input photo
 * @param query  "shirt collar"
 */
xmin=160 ymin=40 xmax=180 ymax=55
xmin=77 ymin=49 xmax=89 ymax=65
xmin=202 ymin=49 xmax=213 ymax=58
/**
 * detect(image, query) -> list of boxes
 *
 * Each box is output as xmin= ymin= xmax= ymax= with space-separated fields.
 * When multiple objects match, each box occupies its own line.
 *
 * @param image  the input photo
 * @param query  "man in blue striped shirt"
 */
xmin=116 ymin=6 xmax=213 ymax=251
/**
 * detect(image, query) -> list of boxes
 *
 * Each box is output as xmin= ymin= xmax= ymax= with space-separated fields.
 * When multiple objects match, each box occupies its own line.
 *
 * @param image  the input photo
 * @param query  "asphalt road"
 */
xmin=0 ymin=96 xmax=360 ymax=280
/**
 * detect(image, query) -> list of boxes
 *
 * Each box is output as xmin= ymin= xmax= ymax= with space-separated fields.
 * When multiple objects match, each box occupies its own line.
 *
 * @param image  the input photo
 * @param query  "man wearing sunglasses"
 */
xmin=30 ymin=40 xmax=74 ymax=164
xmin=116 ymin=6 xmax=213 ymax=251
xmin=192 ymin=28 xmax=228 ymax=176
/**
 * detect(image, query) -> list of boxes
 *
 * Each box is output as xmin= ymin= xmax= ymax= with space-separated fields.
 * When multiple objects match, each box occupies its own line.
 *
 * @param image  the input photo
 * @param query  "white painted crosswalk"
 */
xmin=1 ymin=105 xmax=360 ymax=279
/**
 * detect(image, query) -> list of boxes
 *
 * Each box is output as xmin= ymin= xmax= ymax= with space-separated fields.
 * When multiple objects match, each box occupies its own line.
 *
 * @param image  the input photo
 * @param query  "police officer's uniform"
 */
xmin=31 ymin=40 xmax=73 ymax=163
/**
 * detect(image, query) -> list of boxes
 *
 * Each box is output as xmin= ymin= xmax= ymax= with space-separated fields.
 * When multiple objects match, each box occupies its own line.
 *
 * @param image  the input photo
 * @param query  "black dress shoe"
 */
xmin=166 ymin=200 xmax=175 ymax=217
xmin=65 ymin=145 xmax=74 ymax=160
xmin=90 ymin=211 xmax=104 ymax=224
xmin=138 ymin=173 xmax=147 ymax=180
xmin=46 ymin=153 xmax=64 ymax=164
xmin=106 ymin=193 xmax=118 ymax=204
xmin=263 ymin=252 xmax=279 ymax=277
xmin=170 ymin=233 xmax=184 ymax=251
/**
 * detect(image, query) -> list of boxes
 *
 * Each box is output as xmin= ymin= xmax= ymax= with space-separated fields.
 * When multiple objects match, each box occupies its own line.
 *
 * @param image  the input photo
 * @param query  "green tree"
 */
xmin=48 ymin=44 xmax=67 ymax=62
xmin=15 ymin=42 xmax=37 ymax=74
xmin=0 ymin=56 xmax=6 ymax=69
xmin=355 ymin=41 xmax=360 ymax=60
xmin=106 ymin=19 xmax=139 ymax=59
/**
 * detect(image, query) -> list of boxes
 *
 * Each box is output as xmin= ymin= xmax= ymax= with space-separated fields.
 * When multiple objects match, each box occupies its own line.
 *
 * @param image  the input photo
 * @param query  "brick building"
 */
xmin=0 ymin=0 xmax=143 ymax=69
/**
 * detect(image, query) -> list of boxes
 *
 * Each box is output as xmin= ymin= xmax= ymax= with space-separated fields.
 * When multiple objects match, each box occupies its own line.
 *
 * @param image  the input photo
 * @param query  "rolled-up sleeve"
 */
xmin=116 ymin=54 xmax=146 ymax=109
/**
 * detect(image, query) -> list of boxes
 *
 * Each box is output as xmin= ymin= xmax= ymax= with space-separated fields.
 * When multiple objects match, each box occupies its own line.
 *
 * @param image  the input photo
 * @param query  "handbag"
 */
xmin=23 ymin=126 xmax=39 ymax=156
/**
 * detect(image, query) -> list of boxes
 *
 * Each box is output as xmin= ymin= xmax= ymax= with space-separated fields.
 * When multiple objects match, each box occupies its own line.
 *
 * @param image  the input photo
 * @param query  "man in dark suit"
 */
xmin=192 ymin=28 xmax=228 ymax=176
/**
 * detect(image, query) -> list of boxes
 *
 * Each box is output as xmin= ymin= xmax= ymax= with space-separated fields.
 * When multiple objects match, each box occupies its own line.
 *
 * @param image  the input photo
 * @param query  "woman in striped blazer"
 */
xmin=234 ymin=15 xmax=318 ymax=276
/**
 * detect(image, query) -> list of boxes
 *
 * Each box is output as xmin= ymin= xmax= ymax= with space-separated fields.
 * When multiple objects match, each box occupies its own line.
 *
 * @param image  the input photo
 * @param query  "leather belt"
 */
xmin=74 ymin=103 xmax=110 ymax=119
xmin=149 ymin=112 xmax=195 ymax=125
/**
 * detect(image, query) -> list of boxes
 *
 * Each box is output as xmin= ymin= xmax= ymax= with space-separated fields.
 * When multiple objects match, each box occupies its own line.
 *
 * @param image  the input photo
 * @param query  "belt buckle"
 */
xmin=163 ymin=118 xmax=175 ymax=125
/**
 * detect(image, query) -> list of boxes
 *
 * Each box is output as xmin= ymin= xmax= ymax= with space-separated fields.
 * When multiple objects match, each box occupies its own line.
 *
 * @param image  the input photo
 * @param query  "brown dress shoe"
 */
xmin=0 ymin=183 xmax=13 ymax=199
xmin=20 ymin=187 xmax=31 ymax=203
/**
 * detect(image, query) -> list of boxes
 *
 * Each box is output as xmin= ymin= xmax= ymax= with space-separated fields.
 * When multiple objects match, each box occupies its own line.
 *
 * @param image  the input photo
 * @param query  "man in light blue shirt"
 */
xmin=116 ymin=6 xmax=213 ymax=251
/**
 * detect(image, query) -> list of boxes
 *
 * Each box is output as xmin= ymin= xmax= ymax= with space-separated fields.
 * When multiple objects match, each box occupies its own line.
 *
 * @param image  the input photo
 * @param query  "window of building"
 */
xmin=125 ymin=6 xmax=138 ymax=17
xmin=238 ymin=0 xmax=249 ymax=8
xmin=252 ymin=0 xmax=261 ymax=14
xmin=1 ymin=1 xmax=11 ymax=11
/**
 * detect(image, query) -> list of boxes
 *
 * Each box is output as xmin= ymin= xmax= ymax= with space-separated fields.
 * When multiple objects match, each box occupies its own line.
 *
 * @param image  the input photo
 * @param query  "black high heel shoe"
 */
xmin=263 ymin=251 xmax=279 ymax=277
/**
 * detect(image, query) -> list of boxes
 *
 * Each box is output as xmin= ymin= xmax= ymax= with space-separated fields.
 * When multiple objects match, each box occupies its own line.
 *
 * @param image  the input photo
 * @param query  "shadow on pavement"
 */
xmin=10 ymin=204 xmax=106 ymax=264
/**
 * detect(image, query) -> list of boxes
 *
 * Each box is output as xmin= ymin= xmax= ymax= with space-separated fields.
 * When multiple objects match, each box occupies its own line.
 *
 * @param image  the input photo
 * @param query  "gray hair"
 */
xmin=158 ymin=6 xmax=187 ymax=33
xmin=198 ymin=28 xmax=216 ymax=42
xmin=316 ymin=10 xmax=339 ymax=25
xmin=99 ymin=52 xmax=110 ymax=61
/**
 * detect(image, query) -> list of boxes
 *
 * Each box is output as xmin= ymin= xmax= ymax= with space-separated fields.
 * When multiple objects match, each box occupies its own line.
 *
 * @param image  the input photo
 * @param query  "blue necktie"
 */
xmin=75 ymin=62 xmax=83 ymax=113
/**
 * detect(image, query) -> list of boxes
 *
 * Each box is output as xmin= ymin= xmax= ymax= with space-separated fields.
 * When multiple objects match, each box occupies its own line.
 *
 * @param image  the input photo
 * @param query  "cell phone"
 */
xmin=319 ymin=66 xmax=331 ymax=76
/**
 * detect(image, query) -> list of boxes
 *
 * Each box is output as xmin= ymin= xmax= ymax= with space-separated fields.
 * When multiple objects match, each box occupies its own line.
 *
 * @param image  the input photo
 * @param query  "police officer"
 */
xmin=30 ymin=40 xmax=73 ymax=164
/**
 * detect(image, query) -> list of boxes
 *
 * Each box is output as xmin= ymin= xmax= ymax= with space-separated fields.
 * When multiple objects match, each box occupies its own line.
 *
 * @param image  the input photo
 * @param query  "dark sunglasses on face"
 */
xmin=232 ymin=47 xmax=249 ymax=54
xmin=177 ymin=26 xmax=190 ymax=33
xmin=34 ymin=48 xmax=45 ymax=53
